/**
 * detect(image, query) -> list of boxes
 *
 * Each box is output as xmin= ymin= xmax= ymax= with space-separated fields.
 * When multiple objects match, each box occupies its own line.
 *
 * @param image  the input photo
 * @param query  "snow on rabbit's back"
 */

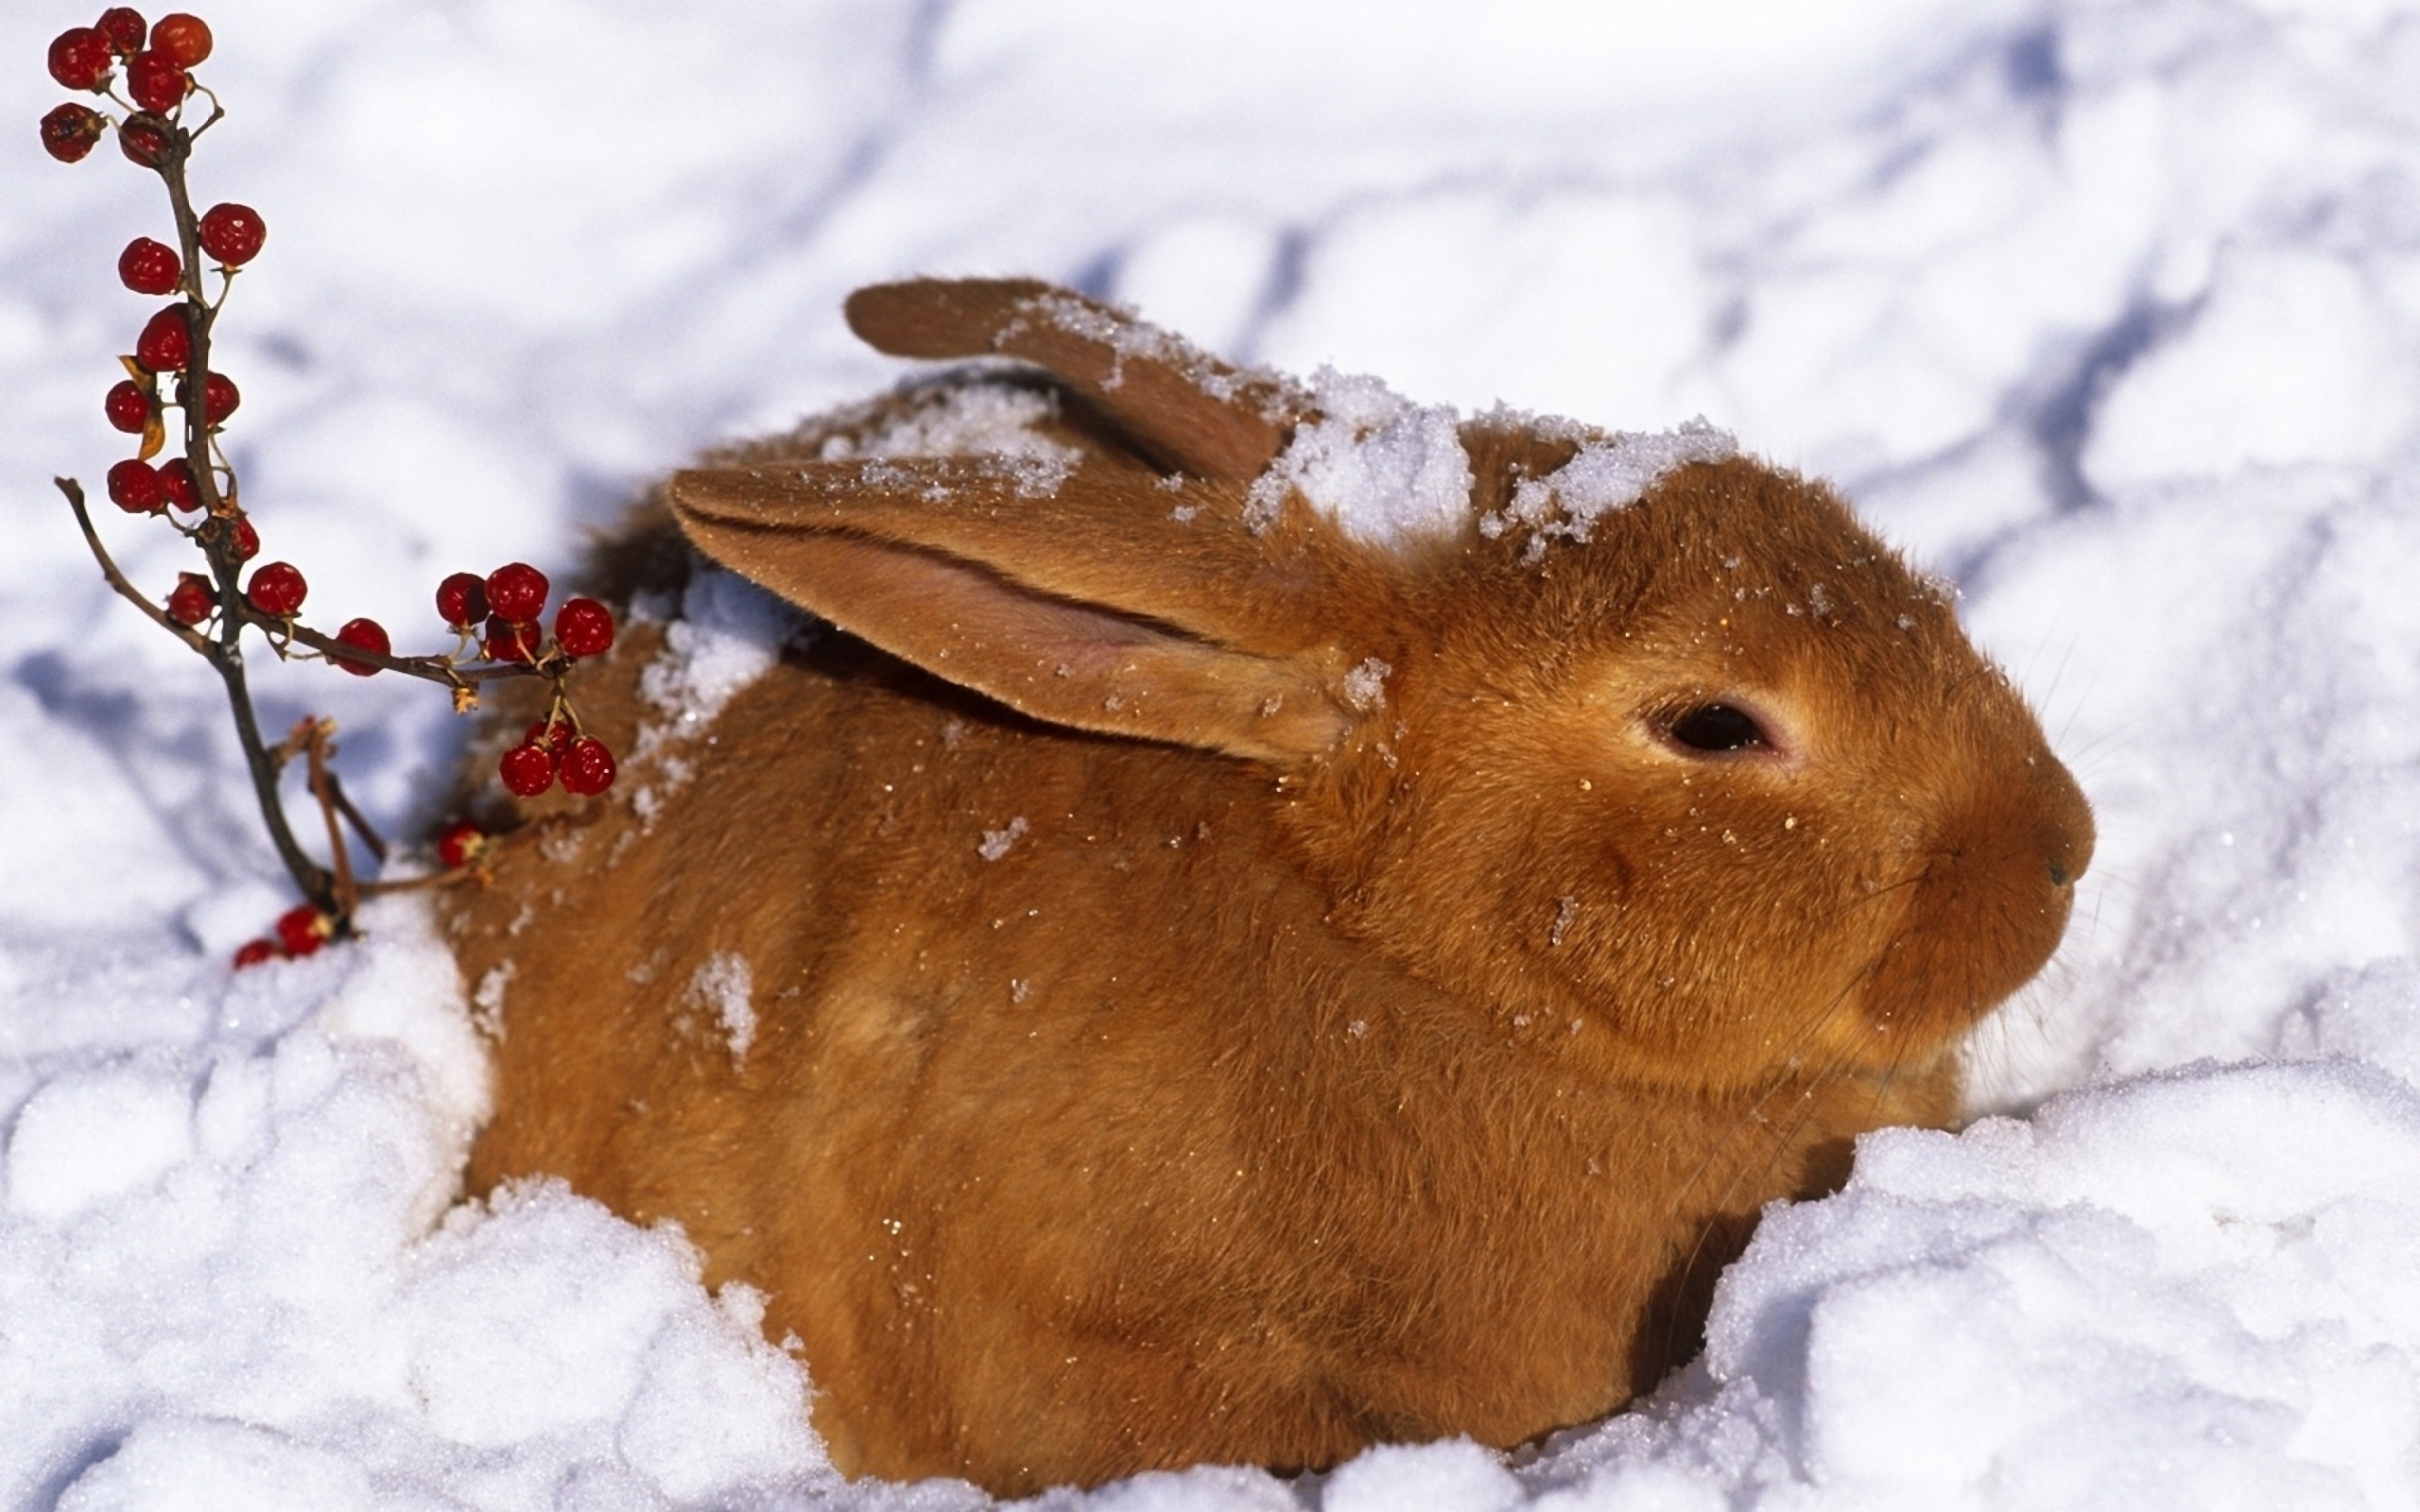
xmin=441 ymin=278 xmax=2093 ymax=1495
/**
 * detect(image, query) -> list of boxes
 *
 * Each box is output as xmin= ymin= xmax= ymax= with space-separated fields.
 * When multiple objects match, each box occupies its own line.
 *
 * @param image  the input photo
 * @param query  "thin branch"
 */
xmin=322 ymin=767 xmax=389 ymax=864
xmin=58 ymin=477 xmax=213 ymax=655
xmin=302 ymin=719 xmax=359 ymax=924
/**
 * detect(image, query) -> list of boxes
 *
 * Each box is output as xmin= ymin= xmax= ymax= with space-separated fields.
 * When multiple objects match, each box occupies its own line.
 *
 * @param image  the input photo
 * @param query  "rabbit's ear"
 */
xmin=845 ymin=279 xmax=1300 ymax=486
xmin=667 ymin=455 xmax=1355 ymax=765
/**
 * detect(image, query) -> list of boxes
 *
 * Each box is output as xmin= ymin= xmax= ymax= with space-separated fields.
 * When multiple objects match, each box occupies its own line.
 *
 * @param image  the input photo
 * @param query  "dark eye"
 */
xmin=1667 ymin=703 xmax=1769 ymax=753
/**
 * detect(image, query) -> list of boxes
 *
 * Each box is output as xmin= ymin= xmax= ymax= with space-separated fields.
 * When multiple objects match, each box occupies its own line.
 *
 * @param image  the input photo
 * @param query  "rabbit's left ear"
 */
xmin=844 ymin=279 xmax=1301 ymax=485
xmin=667 ymin=455 xmax=1358 ymax=765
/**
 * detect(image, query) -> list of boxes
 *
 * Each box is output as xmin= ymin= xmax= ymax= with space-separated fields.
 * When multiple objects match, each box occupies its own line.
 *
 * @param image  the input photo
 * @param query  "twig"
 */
xmin=301 ymin=719 xmax=358 ymax=924
xmin=58 ymin=477 xmax=212 ymax=654
xmin=322 ymin=767 xmax=389 ymax=864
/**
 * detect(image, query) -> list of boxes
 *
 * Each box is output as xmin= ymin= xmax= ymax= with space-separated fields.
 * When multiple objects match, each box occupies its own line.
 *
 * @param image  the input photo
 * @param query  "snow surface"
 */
xmin=10 ymin=0 xmax=2420 ymax=1507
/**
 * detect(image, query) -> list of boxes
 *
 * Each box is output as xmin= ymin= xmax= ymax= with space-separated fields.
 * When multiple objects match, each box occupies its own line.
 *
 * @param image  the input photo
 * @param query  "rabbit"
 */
xmin=441 ymin=277 xmax=2093 ymax=1496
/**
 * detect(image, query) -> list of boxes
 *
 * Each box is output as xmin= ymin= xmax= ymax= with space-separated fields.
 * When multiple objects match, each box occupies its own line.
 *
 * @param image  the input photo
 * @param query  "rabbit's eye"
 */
xmin=1667 ymin=703 xmax=1769 ymax=753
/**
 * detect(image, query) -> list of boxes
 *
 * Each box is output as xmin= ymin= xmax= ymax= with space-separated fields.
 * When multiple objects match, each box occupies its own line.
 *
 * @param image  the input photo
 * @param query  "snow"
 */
xmin=1243 ymin=367 xmax=1473 ymax=541
xmin=10 ymin=0 xmax=2420 ymax=1507
xmin=977 ymin=816 xmax=1029 ymax=863
xmin=1483 ymin=416 xmax=1739 ymax=555
xmin=684 ymin=953 xmax=755 ymax=1070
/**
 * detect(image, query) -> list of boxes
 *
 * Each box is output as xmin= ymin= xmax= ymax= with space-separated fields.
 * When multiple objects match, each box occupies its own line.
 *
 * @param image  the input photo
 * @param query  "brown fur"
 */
xmin=443 ymin=280 xmax=2093 ymax=1495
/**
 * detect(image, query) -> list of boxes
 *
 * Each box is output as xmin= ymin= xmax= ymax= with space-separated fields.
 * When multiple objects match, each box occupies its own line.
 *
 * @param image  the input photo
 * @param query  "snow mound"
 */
xmin=1519 ymin=1060 xmax=2420 ymax=1510
xmin=0 ymin=897 xmax=832 ymax=1510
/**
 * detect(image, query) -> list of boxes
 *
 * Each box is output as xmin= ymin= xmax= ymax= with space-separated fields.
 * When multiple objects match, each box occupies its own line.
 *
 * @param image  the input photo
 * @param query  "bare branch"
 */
xmin=58 ymin=477 xmax=214 ymax=654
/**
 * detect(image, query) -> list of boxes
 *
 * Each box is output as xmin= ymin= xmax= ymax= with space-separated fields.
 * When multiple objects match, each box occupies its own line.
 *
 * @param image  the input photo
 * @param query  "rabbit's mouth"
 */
xmin=1845 ymin=770 xmax=2096 ymax=1060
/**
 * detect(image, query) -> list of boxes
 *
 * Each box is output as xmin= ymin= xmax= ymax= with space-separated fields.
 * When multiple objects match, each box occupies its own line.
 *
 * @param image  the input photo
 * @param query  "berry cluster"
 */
xmin=43 ymin=9 xmax=620 ymax=968
xmin=433 ymin=560 xmax=621 ymax=796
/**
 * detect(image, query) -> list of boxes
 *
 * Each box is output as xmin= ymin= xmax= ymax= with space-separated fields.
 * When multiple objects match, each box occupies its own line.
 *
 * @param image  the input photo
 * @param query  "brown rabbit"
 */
xmin=443 ymin=278 xmax=2092 ymax=1496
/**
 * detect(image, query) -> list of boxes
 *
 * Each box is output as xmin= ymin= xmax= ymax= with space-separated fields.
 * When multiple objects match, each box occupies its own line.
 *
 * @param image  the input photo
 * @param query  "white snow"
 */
xmin=1483 ymin=417 xmax=1739 ymax=553
xmin=12 ymin=0 xmax=2420 ymax=1507
xmin=1340 ymin=656 xmax=1392 ymax=713
xmin=685 ymin=952 xmax=756 ymax=1070
xmin=977 ymin=816 xmax=1029 ymax=863
xmin=1245 ymin=366 xmax=1473 ymax=541
xmin=635 ymin=567 xmax=804 ymax=738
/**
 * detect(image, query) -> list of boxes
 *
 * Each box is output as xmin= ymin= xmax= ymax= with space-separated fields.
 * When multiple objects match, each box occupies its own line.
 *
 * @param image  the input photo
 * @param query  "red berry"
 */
xmin=436 ymin=571 xmax=489 ymax=627
xmin=118 ymin=236 xmax=182 ymax=295
xmin=232 ymin=514 xmax=259 ymax=560
xmin=435 ymin=819 xmax=489 ymax=869
xmin=107 ymin=458 xmax=164 ymax=513
xmin=560 ymin=737 xmax=617 ymax=796
xmin=499 ymin=742 xmax=556 ymax=798
xmin=135 ymin=304 xmax=191 ymax=371
xmin=149 ymin=12 xmax=211 ymax=67
xmin=246 ymin=560 xmax=306 ymax=617
xmin=105 ymin=379 xmax=152 ymax=433
xmin=523 ymin=718 xmax=575 ymax=753
xmin=97 ymin=9 xmax=148 ymax=55
xmin=553 ymin=596 xmax=615 ymax=658
xmin=165 ymin=571 xmax=213 ymax=625
xmin=119 ymin=115 xmax=170 ymax=166
xmin=48 ymin=27 xmax=113 ymax=90
xmin=198 ymin=202 xmax=265 ymax=266
xmin=231 ymin=937 xmax=279 ymax=970
xmin=194 ymin=369 xmax=238 ymax=425
xmin=40 ymin=103 xmax=108 ymax=163
xmin=332 ymin=617 xmax=391 ymax=676
xmin=124 ymin=48 xmax=188 ymax=112
xmin=274 ymin=904 xmax=329 ymax=958
xmin=158 ymin=457 xmax=201 ymax=511
xmin=485 ymin=561 xmax=548 ymax=622
xmin=484 ymin=615 xmax=539 ymax=663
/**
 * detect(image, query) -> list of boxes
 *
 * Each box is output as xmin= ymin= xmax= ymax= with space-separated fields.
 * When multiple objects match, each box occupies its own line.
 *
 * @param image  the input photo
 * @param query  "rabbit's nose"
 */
xmin=2036 ymin=758 xmax=2095 ymax=892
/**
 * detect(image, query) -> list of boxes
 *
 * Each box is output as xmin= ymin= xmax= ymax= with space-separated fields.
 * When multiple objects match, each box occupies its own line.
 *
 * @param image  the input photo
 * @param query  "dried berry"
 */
xmin=246 ymin=560 xmax=306 ymax=616
xmin=158 ymin=457 xmax=201 ymax=511
xmin=47 ymin=26 xmax=113 ymax=90
xmin=124 ymin=48 xmax=188 ymax=113
xmin=435 ymin=819 xmax=489 ymax=870
xmin=484 ymin=615 xmax=539 ymax=663
xmin=485 ymin=561 xmax=548 ymax=622
xmin=333 ymin=616 xmax=391 ymax=676
xmin=166 ymin=571 xmax=213 ymax=626
xmin=106 ymin=457 xmax=164 ymax=513
xmin=560 ymin=736 xmax=617 ymax=796
xmin=232 ymin=514 xmax=259 ymax=560
xmin=198 ymin=202 xmax=264 ymax=266
xmin=436 ymin=571 xmax=489 ymax=627
xmin=274 ymin=903 xmax=329 ymax=958
xmin=499 ymin=742 xmax=556 ymax=798
xmin=97 ymin=9 xmax=148 ymax=54
xmin=196 ymin=369 xmax=238 ymax=424
xmin=105 ymin=379 xmax=152 ymax=433
xmin=231 ymin=937 xmax=278 ymax=970
xmin=118 ymin=114 xmax=170 ymax=166
xmin=118 ymin=235 xmax=182 ymax=295
xmin=148 ymin=12 xmax=211 ymax=67
xmin=553 ymin=596 xmax=614 ymax=658
xmin=135 ymin=304 xmax=191 ymax=371
xmin=40 ymin=103 xmax=107 ymax=163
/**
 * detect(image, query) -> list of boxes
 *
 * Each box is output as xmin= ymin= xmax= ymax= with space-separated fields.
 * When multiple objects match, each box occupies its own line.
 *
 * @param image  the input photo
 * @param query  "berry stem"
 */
xmin=56 ymin=474 xmax=212 ymax=654
xmin=322 ymin=765 xmax=390 ymax=864
xmin=148 ymin=121 xmax=342 ymax=916
xmin=299 ymin=719 xmax=360 ymax=923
